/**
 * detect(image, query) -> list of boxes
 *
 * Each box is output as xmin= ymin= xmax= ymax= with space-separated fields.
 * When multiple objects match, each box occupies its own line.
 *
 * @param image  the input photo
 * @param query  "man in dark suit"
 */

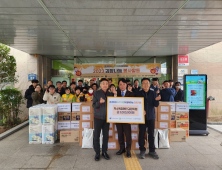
xmin=116 ymin=79 xmax=134 ymax=158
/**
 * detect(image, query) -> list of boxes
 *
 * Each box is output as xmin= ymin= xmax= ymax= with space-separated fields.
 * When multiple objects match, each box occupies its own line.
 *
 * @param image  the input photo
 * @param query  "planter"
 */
xmin=0 ymin=126 xmax=6 ymax=134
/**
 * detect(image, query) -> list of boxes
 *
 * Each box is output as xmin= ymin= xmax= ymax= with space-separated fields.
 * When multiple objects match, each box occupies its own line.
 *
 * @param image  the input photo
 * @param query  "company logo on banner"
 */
xmin=178 ymin=55 xmax=189 ymax=66
xmin=73 ymin=64 xmax=161 ymax=78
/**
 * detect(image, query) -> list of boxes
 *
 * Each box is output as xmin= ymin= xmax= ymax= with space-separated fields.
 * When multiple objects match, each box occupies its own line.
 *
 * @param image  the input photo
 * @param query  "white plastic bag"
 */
xmin=159 ymin=129 xmax=170 ymax=149
xmin=100 ymin=130 xmax=103 ymax=149
xmin=82 ymin=128 xmax=94 ymax=148
xmin=154 ymin=129 xmax=159 ymax=149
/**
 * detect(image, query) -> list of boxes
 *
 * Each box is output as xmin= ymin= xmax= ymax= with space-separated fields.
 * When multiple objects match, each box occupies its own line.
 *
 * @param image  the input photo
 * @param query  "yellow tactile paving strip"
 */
xmin=123 ymin=150 xmax=142 ymax=170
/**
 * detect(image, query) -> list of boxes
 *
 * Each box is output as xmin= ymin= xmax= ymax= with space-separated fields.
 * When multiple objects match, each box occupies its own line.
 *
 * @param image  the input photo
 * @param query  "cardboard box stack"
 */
xmin=79 ymin=102 xmax=94 ymax=146
xmin=156 ymin=102 xmax=171 ymax=144
xmin=175 ymin=103 xmax=189 ymax=138
xmin=108 ymin=123 xmax=147 ymax=150
xmin=29 ymin=104 xmax=58 ymax=144
xmin=57 ymin=103 xmax=72 ymax=140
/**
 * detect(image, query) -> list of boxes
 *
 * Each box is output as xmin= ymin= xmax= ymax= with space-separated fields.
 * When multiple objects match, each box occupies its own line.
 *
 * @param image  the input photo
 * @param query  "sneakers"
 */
xmin=148 ymin=152 xmax=159 ymax=159
xmin=139 ymin=151 xmax=145 ymax=159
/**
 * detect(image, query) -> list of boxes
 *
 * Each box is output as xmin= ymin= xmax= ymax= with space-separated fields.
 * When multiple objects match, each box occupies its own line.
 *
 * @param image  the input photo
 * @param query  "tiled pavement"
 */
xmin=0 ymin=126 xmax=221 ymax=170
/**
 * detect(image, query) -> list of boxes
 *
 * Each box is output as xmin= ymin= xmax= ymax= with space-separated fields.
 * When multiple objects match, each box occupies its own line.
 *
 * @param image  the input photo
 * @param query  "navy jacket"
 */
xmin=25 ymin=85 xmax=35 ymax=108
xmin=160 ymin=88 xmax=174 ymax=102
xmin=174 ymin=89 xmax=184 ymax=102
xmin=135 ymin=89 xmax=159 ymax=120
xmin=150 ymin=84 xmax=159 ymax=93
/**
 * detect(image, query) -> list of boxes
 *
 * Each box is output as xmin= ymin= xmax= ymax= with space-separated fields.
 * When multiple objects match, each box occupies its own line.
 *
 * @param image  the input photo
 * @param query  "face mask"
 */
xmin=176 ymin=86 xmax=181 ymax=89
xmin=89 ymin=90 xmax=93 ymax=93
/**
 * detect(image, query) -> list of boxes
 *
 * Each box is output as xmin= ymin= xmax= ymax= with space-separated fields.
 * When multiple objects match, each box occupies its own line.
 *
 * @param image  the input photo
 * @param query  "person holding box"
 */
xmin=92 ymin=78 xmax=116 ymax=161
xmin=61 ymin=87 xmax=76 ymax=102
xmin=135 ymin=78 xmax=161 ymax=159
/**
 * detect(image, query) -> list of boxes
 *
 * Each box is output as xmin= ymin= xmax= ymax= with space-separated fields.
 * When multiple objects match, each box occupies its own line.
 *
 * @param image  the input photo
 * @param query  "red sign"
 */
xmin=72 ymin=78 xmax=75 ymax=82
xmin=178 ymin=55 xmax=189 ymax=66
xmin=179 ymin=45 xmax=189 ymax=54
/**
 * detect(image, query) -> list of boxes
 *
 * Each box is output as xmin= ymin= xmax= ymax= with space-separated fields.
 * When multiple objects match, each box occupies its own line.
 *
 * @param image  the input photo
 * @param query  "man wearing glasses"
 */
xmin=135 ymin=78 xmax=161 ymax=159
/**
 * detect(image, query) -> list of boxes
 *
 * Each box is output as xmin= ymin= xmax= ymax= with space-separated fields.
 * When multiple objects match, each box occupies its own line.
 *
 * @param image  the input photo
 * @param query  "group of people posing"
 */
xmin=24 ymin=77 xmax=184 ymax=161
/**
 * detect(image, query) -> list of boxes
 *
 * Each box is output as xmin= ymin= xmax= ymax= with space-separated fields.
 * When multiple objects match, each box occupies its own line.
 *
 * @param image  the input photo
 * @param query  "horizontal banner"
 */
xmin=73 ymin=63 xmax=161 ymax=78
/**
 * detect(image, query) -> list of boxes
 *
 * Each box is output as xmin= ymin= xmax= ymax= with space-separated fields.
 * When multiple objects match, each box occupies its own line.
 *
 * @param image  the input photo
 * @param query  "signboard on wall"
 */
xmin=28 ymin=73 xmax=37 ymax=81
xmin=178 ymin=69 xmax=188 ymax=77
xmin=178 ymin=55 xmax=189 ymax=66
xmin=73 ymin=64 xmax=161 ymax=78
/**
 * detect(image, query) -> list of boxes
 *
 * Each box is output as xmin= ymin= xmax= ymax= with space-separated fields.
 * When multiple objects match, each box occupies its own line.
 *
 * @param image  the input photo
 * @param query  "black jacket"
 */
xmin=93 ymin=89 xmax=114 ymax=120
xmin=133 ymin=86 xmax=141 ymax=93
xmin=25 ymin=85 xmax=35 ymax=108
xmin=55 ymin=88 xmax=64 ymax=96
xmin=174 ymin=89 xmax=184 ymax=102
xmin=135 ymin=89 xmax=159 ymax=120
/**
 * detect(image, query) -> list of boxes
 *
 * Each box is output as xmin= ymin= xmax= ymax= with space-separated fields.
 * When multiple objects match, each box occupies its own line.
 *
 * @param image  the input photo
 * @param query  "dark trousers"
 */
xmin=93 ymin=118 xmax=110 ymax=154
xmin=116 ymin=123 xmax=132 ymax=151
xmin=139 ymin=119 xmax=155 ymax=152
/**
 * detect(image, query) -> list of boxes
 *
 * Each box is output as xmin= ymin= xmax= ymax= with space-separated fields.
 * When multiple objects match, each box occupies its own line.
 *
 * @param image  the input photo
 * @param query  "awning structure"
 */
xmin=0 ymin=0 xmax=222 ymax=57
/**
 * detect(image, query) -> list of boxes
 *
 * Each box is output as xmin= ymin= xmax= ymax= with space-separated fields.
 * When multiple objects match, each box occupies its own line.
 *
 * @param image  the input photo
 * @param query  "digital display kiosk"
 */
xmin=184 ymin=74 xmax=209 ymax=135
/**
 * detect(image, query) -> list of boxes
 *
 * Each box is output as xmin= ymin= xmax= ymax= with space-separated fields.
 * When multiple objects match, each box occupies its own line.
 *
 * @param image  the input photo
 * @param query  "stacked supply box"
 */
xmin=171 ymin=128 xmax=186 ymax=142
xmin=79 ymin=102 xmax=94 ymax=146
xmin=175 ymin=103 xmax=189 ymax=138
xmin=157 ymin=102 xmax=171 ymax=129
xmin=29 ymin=104 xmax=58 ymax=144
xmin=71 ymin=103 xmax=82 ymax=129
xmin=42 ymin=105 xmax=58 ymax=144
xmin=29 ymin=105 xmax=43 ymax=144
xmin=165 ymin=102 xmax=176 ymax=128
xmin=57 ymin=103 xmax=71 ymax=140
xmin=156 ymin=102 xmax=171 ymax=145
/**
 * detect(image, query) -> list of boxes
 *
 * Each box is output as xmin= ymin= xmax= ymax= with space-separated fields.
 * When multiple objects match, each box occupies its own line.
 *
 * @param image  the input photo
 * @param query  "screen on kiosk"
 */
xmin=185 ymin=75 xmax=206 ymax=110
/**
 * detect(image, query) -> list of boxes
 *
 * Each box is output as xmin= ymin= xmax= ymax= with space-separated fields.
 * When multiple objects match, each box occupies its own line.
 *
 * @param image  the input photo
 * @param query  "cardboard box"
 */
xmin=114 ymin=133 xmax=118 ymax=140
xmin=80 ymin=102 xmax=93 ymax=114
xmin=109 ymin=130 xmax=113 ymax=138
xmin=176 ymin=112 xmax=189 ymax=120
xmin=72 ymin=102 xmax=82 ymax=112
xmin=108 ymin=140 xmax=120 ymax=150
xmin=79 ymin=129 xmax=84 ymax=146
xmin=71 ymin=112 xmax=80 ymax=121
xmin=186 ymin=129 xmax=189 ymax=138
xmin=60 ymin=129 xmax=79 ymax=143
xmin=79 ymin=121 xmax=93 ymax=130
xmin=109 ymin=123 xmax=113 ymax=129
xmin=158 ymin=103 xmax=171 ymax=113
xmin=171 ymin=120 xmax=176 ymax=128
xmin=155 ymin=121 xmax=158 ymax=129
xmin=157 ymin=121 xmax=171 ymax=129
xmin=131 ymin=133 xmax=138 ymax=141
xmin=57 ymin=103 xmax=71 ymax=112
xmin=176 ymin=120 xmax=189 ymax=130
xmin=58 ymin=121 xmax=71 ymax=130
xmin=114 ymin=124 xmax=117 ymax=132
xmin=58 ymin=112 xmax=71 ymax=121
xmin=175 ymin=103 xmax=189 ymax=113
xmin=170 ymin=128 xmax=186 ymax=142
xmin=131 ymin=124 xmax=139 ymax=132
xmin=171 ymin=112 xmax=176 ymax=121
xmin=158 ymin=112 xmax=171 ymax=121
xmin=80 ymin=113 xmax=94 ymax=122
xmin=71 ymin=121 xmax=79 ymax=129
xmin=132 ymin=140 xmax=148 ymax=150
xmin=58 ymin=130 xmax=61 ymax=139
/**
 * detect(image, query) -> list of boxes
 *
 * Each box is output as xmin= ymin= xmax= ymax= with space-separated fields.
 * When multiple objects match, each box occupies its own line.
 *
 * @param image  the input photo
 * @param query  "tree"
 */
xmin=0 ymin=43 xmax=18 ymax=90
